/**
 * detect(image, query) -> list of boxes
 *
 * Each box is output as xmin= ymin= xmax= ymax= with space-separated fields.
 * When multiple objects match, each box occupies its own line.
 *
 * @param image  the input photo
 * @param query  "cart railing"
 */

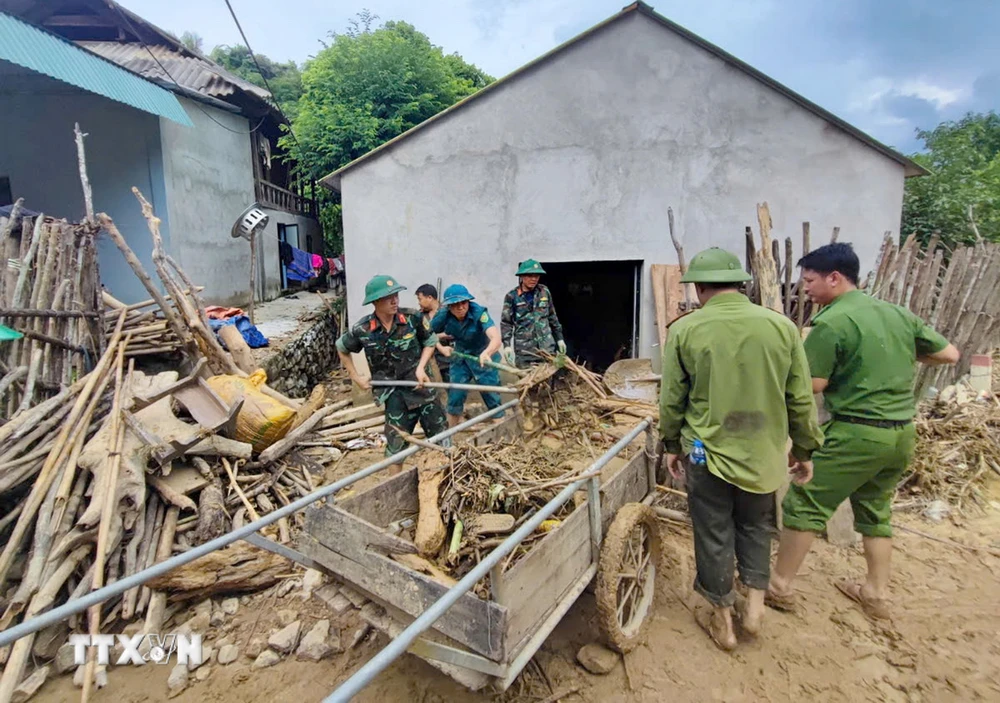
xmin=0 ymin=399 xmax=520 ymax=649
xmin=324 ymin=418 xmax=653 ymax=703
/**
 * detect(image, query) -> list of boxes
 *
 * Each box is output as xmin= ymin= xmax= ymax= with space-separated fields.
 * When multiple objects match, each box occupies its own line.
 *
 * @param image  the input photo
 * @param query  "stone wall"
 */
xmin=262 ymin=314 xmax=339 ymax=398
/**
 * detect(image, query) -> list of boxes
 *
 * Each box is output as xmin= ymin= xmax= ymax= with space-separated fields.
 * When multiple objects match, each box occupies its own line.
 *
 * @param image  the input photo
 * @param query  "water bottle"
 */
xmin=690 ymin=439 xmax=707 ymax=466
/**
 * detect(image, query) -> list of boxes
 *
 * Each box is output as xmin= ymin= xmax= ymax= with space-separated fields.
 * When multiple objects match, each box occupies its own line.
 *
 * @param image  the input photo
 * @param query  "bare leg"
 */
xmin=861 ymin=536 xmax=892 ymax=599
xmin=769 ymin=528 xmax=817 ymax=596
xmin=712 ymin=607 xmax=737 ymax=650
xmin=742 ymin=588 xmax=765 ymax=635
xmin=446 ymin=413 xmax=462 ymax=428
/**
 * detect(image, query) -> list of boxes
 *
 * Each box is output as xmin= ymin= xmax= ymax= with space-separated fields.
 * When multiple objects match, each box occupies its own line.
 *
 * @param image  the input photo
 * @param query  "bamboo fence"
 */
xmin=0 ymin=204 xmax=103 ymax=420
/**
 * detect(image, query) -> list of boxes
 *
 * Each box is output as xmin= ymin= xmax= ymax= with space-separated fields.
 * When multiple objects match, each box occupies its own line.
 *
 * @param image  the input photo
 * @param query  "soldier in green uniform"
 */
xmin=500 ymin=259 xmax=566 ymax=368
xmin=659 ymin=248 xmax=823 ymax=650
xmin=336 ymin=275 xmax=450 ymax=468
xmin=768 ymin=243 xmax=959 ymax=620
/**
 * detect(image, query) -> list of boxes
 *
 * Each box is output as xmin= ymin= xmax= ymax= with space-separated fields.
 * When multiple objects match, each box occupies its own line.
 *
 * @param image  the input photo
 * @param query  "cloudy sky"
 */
xmin=121 ymin=0 xmax=999 ymax=154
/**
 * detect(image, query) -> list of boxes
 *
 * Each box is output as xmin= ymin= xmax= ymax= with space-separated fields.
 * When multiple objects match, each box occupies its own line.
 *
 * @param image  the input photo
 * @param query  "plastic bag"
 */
xmin=206 ymin=370 xmax=295 ymax=452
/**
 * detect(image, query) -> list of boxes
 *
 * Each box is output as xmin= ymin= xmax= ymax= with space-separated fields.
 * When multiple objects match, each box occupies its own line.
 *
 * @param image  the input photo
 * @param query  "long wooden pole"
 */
xmin=0 ymin=310 xmax=127 ymax=588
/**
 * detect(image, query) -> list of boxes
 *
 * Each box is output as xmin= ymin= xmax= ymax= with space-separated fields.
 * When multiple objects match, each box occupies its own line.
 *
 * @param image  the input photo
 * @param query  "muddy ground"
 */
xmin=37 ymin=488 xmax=1000 ymax=703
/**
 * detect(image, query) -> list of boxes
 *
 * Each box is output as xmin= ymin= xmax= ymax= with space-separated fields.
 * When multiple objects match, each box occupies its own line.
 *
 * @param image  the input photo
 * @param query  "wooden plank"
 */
xmin=650 ymin=264 xmax=670 ymax=352
xmin=156 ymin=465 xmax=209 ymax=496
xmin=306 ymin=503 xmax=417 ymax=561
xmin=337 ymin=465 xmax=419 ymax=527
xmin=471 ymin=412 xmax=523 ymax=447
xmin=319 ymin=402 xmax=381 ymax=429
xmin=500 ymin=503 xmax=592 ymax=654
xmin=598 ymin=450 xmax=650 ymax=532
xmin=296 ymin=533 xmax=507 ymax=660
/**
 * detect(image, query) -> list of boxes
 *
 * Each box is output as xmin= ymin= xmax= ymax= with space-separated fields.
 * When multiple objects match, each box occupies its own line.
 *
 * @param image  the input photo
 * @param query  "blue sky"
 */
xmin=121 ymin=0 xmax=999 ymax=154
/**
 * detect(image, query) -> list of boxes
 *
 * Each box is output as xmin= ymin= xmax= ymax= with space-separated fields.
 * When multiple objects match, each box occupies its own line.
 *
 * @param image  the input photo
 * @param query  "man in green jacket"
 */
xmin=660 ymin=247 xmax=823 ymax=650
xmin=768 ymin=243 xmax=959 ymax=620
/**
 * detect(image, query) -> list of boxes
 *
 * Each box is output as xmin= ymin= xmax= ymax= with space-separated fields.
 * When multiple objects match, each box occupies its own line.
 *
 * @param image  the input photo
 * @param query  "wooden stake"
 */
xmin=74 ymin=123 xmax=94 ymax=223
xmin=797 ymin=222 xmax=810 ymax=328
xmin=667 ymin=207 xmax=693 ymax=307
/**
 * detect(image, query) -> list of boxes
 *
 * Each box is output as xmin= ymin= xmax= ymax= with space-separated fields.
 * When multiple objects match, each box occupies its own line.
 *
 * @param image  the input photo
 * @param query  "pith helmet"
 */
xmin=441 ymin=283 xmax=475 ymax=306
xmin=516 ymin=259 xmax=546 ymax=275
xmin=363 ymin=274 xmax=407 ymax=304
xmin=0 ymin=325 xmax=22 ymax=342
xmin=681 ymin=248 xmax=751 ymax=284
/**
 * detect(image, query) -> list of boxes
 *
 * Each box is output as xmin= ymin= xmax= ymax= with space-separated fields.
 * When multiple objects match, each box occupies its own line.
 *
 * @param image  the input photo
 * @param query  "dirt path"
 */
xmin=36 ymin=502 xmax=1000 ymax=703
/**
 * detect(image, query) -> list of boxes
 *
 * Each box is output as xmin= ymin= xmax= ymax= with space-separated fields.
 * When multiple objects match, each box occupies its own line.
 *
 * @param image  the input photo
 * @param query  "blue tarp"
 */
xmin=210 ymin=315 xmax=268 ymax=349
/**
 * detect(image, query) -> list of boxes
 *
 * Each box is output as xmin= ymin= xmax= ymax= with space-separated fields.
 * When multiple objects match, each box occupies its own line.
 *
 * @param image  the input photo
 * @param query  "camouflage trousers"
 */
xmin=383 ymin=391 xmax=450 ymax=457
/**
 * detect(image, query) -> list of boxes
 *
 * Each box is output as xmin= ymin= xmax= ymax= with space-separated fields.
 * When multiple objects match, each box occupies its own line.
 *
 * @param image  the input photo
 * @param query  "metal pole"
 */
xmin=370 ymin=380 xmax=518 ymax=394
xmin=324 ymin=418 xmax=651 ymax=703
xmin=0 ymin=399 xmax=519 ymax=648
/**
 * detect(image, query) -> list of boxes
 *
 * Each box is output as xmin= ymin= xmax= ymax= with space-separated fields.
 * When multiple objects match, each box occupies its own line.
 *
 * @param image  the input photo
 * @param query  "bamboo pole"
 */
xmin=0 ymin=310 xmax=126 ymax=589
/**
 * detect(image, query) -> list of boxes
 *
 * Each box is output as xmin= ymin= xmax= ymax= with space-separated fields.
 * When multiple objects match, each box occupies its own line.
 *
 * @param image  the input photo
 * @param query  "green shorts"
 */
xmin=782 ymin=419 xmax=915 ymax=538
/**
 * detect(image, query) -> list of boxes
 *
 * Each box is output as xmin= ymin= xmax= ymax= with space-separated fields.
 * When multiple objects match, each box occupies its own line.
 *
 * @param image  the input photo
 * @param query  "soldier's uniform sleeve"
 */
xmin=802 ymin=318 xmax=839 ymax=380
xmin=910 ymin=312 xmax=949 ymax=356
xmin=414 ymin=313 xmax=439 ymax=348
xmin=546 ymin=288 xmax=564 ymax=343
xmin=658 ymin=327 xmax=689 ymax=454
xmin=478 ymin=306 xmax=496 ymax=331
xmin=500 ymin=292 xmax=515 ymax=347
xmin=786 ymin=328 xmax=824 ymax=461
xmin=336 ymin=325 xmax=363 ymax=355
xmin=430 ymin=308 xmax=449 ymax=334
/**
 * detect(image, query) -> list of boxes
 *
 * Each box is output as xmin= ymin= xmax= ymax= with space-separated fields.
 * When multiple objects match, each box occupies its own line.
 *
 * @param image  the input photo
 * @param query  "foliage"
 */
xmin=282 ymin=16 xmax=494 ymax=182
xmin=209 ymin=45 xmax=304 ymax=119
xmin=902 ymin=112 xmax=1000 ymax=247
xmin=179 ymin=31 xmax=204 ymax=53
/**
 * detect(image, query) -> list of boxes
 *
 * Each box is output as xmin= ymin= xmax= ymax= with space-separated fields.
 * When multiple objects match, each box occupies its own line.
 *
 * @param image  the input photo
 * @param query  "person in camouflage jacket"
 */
xmin=501 ymin=259 xmax=566 ymax=368
xmin=336 ymin=275 xmax=450 ymax=464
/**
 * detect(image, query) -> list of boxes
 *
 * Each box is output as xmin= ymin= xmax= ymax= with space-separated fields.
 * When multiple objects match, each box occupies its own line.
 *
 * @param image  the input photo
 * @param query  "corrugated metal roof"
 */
xmin=321 ymin=1 xmax=926 ymax=190
xmin=0 ymin=12 xmax=192 ymax=126
xmin=79 ymin=41 xmax=272 ymax=103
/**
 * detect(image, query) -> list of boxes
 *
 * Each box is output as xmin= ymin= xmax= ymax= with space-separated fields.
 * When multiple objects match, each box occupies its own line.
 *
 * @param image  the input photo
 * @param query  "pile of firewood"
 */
xmin=0 ymin=183 xmax=354 ymax=699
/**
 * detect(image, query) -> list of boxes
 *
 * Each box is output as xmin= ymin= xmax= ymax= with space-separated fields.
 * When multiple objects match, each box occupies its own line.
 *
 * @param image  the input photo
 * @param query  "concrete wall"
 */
xmin=159 ymin=96 xmax=256 ymax=307
xmin=338 ymin=12 xmax=906 ymax=360
xmin=257 ymin=209 xmax=324 ymax=301
xmin=0 ymin=64 xmax=172 ymax=304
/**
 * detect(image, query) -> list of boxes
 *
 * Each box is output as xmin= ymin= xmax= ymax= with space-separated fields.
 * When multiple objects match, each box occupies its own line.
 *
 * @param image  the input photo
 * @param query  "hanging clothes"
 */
xmin=311 ymin=253 xmax=323 ymax=269
xmin=286 ymin=246 xmax=316 ymax=282
xmin=278 ymin=241 xmax=293 ymax=266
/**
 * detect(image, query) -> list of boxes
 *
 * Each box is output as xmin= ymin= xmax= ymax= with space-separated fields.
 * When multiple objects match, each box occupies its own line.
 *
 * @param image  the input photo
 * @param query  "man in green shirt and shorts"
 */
xmin=768 ymin=243 xmax=959 ymax=620
xmin=660 ymin=248 xmax=823 ymax=650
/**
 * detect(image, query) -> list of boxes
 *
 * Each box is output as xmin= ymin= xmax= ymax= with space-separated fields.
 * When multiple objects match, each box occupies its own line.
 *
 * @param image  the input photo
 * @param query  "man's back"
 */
xmin=804 ymin=290 xmax=949 ymax=421
xmin=660 ymin=292 xmax=819 ymax=494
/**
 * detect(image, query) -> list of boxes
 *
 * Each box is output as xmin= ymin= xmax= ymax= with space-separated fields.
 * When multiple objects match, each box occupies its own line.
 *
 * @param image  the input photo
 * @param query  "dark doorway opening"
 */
xmin=539 ymin=260 xmax=642 ymax=372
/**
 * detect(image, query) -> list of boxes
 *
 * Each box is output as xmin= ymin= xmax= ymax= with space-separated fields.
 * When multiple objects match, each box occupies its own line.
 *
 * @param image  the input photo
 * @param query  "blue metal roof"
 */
xmin=0 ymin=12 xmax=192 ymax=126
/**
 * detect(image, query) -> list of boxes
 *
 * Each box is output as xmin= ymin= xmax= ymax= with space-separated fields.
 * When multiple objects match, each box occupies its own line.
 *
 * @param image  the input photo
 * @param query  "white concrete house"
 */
xmin=0 ymin=0 xmax=322 ymax=305
xmin=322 ymin=2 xmax=924 ymax=370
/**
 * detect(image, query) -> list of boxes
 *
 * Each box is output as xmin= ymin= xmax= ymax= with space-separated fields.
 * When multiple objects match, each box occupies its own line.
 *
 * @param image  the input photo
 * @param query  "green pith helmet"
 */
xmin=0 ymin=325 xmax=22 ymax=342
xmin=516 ymin=259 xmax=546 ymax=276
xmin=363 ymin=274 xmax=407 ymax=304
xmin=681 ymin=247 xmax=751 ymax=284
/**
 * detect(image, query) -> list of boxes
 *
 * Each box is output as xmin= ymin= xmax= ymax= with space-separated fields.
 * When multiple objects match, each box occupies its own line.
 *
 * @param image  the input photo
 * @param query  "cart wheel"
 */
xmin=595 ymin=503 xmax=661 ymax=653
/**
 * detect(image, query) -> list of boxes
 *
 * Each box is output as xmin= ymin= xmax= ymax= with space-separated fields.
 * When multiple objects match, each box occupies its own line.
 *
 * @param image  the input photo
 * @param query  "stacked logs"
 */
xmin=0 ymin=202 xmax=103 ymax=420
xmin=101 ymin=290 xmax=188 ymax=358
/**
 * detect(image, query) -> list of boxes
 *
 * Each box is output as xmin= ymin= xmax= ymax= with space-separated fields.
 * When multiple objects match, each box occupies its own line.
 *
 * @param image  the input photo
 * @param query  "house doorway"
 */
xmin=538 ymin=260 xmax=642 ymax=372
xmin=278 ymin=223 xmax=299 ymax=290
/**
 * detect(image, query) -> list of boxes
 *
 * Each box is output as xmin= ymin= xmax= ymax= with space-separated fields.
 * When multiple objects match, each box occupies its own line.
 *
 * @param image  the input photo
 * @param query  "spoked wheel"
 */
xmin=595 ymin=503 xmax=661 ymax=653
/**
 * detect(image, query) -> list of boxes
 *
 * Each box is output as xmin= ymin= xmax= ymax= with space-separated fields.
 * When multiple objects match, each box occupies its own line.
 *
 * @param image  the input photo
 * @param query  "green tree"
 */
xmin=902 ymin=112 xmax=1000 ymax=246
xmin=178 ymin=31 xmax=204 ymax=53
xmin=209 ymin=45 xmax=303 ymax=119
xmin=286 ymin=17 xmax=494 ymax=178
xmin=284 ymin=16 xmax=493 ymax=253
